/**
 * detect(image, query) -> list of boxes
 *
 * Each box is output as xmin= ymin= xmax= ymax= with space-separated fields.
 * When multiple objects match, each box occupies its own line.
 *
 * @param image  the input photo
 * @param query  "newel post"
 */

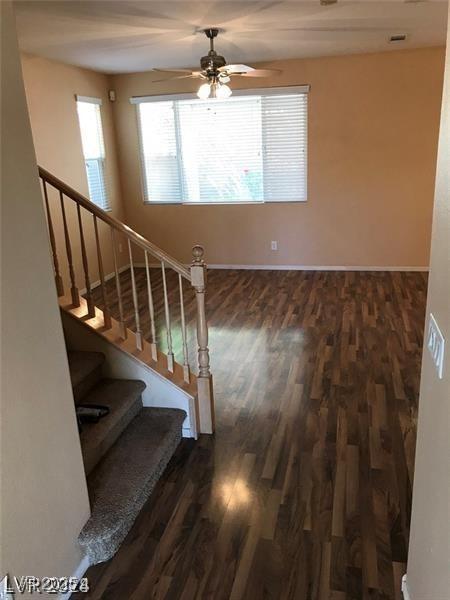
xmin=191 ymin=245 xmax=215 ymax=434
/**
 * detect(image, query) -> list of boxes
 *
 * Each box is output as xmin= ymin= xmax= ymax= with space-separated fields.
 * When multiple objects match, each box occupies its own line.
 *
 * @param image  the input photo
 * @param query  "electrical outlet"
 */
xmin=271 ymin=241 xmax=278 ymax=251
xmin=427 ymin=313 xmax=445 ymax=379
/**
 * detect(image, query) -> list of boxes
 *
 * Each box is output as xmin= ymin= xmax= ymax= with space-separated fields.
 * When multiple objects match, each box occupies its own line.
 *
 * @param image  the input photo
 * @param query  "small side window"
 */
xmin=76 ymin=97 xmax=110 ymax=210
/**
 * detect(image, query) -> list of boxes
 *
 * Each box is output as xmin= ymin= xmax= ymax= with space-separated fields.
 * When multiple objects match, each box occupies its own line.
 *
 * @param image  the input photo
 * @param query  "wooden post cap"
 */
xmin=192 ymin=245 xmax=205 ymax=263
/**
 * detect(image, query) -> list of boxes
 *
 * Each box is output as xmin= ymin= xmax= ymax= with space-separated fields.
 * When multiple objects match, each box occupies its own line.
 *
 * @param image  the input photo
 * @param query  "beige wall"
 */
xmin=1 ymin=1 xmax=90 ymax=588
xmin=21 ymin=53 xmax=128 ymax=290
xmin=406 ymin=10 xmax=450 ymax=599
xmin=112 ymin=47 xmax=444 ymax=268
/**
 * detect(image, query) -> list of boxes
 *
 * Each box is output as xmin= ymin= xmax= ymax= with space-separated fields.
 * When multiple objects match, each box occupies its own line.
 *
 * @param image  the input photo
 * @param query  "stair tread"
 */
xmin=68 ymin=351 xmax=105 ymax=391
xmin=79 ymin=407 xmax=186 ymax=564
xmin=79 ymin=378 xmax=146 ymax=475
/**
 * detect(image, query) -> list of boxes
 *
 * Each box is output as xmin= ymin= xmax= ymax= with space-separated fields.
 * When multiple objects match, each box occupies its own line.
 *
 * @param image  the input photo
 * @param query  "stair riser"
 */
xmin=83 ymin=397 xmax=143 ymax=476
xmin=73 ymin=365 xmax=103 ymax=404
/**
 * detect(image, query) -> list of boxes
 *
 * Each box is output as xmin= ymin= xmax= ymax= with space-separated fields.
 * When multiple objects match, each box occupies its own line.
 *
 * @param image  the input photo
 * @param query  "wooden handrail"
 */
xmin=38 ymin=166 xmax=191 ymax=280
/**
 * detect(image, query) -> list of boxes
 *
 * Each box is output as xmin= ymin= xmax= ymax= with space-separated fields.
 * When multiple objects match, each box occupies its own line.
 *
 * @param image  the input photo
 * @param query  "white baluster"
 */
xmin=93 ymin=215 xmax=112 ymax=329
xmin=191 ymin=245 xmax=214 ymax=434
xmin=59 ymin=191 xmax=79 ymax=306
xmin=42 ymin=180 xmax=64 ymax=297
xmin=178 ymin=273 xmax=190 ymax=383
xmin=161 ymin=261 xmax=174 ymax=372
xmin=144 ymin=251 xmax=158 ymax=362
xmin=128 ymin=239 xmax=143 ymax=351
xmin=111 ymin=229 xmax=127 ymax=340
xmin=76 ymin=204 xmax=95 ymax=317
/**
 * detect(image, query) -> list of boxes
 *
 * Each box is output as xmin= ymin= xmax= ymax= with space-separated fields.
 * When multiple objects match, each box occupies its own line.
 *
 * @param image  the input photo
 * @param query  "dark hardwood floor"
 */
xmin=79 ymin=268 xmax=427 ymax=600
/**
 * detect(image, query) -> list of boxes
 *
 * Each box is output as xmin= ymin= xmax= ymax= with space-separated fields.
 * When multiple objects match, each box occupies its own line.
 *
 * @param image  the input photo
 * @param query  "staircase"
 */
xmin=67 ymin=350 xmax=185 ymax=564
xmin=38 ymin=166 xmax=216 ymax=565
xmin=39 ymin=165 xmax=214 ymax=436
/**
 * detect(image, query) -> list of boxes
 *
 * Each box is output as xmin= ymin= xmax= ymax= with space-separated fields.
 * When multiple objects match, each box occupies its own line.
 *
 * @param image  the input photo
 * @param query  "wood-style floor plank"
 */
xmin=75 ymin=269 xmax=427 ymax=600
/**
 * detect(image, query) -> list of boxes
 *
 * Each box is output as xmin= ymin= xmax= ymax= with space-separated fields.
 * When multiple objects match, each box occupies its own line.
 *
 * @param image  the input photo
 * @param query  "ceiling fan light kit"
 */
xmin=154 ymin=28 xmax=280 ymax=100
xmin=197 ymin=82 xmax=212 ymax=99
xmin=197 ymin=79 xmax=232 ymax=99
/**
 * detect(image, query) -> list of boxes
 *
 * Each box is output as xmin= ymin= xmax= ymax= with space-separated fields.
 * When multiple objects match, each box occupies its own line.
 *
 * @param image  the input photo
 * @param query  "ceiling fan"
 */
xmin=152 ymin=28 xmax=281 ymax=100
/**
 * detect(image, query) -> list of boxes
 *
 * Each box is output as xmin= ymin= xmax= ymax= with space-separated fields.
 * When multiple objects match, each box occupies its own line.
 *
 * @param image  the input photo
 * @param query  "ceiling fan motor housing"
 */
xmin=200 ymin=53 xmax=226 ymax=72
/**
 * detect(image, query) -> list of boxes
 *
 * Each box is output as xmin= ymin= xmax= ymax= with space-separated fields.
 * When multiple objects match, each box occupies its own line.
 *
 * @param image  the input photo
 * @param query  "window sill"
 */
xmin=143 ymin=200 xmax=308 ymax=206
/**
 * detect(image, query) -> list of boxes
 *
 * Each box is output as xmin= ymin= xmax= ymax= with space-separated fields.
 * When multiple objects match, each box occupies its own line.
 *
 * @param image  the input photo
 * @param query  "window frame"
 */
xmin=75 ymin=95 xmax=111 ymax=212
xmin=131 ymin=85 xmax=310 ymax=206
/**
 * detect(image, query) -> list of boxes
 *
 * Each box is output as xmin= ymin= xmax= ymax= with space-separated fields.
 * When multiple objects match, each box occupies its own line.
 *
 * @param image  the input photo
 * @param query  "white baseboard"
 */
xmin=133 ymin=262 xmax=429 ymax=272
xmin=81 ymin=262 xmax=429 ymax=282
xmin=206 ymin=264 xmax=429 ymax=272
xmin=59 ymin=554 xmax=90 ymax=600
xmin=79 ymin=263 xmax=130 ymax=295
xmin=402 ymin=574 xmax=412 ymax=600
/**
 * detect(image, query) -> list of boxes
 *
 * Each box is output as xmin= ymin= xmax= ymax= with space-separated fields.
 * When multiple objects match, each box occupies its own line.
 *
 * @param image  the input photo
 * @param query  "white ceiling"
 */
xmin=14 ymin=0 xmax=448 ymax=74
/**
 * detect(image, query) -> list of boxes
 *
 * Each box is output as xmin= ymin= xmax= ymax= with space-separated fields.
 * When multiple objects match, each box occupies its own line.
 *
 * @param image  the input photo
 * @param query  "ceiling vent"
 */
xmin=389 ymin=34 xmax=407 ymax=43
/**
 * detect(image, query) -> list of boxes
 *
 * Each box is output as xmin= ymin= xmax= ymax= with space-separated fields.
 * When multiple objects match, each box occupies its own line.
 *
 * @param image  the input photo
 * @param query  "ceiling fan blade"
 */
xmin=232 ymin=68 xmax=282 ymax=78
xmin=219 ymin=64 xmax=254 ymax=74
xmin=152 ymin=68 xmax=194 ymax=74
xmin=220 ymin=64 xmax=281 ymax=77
xmin=152 ymin=73 xmax=205 ymax=83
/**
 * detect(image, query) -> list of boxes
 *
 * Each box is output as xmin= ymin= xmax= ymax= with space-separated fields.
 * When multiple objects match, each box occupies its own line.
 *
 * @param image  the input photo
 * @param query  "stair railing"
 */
xmin=38 ymin=166 xmax=214 ymax=434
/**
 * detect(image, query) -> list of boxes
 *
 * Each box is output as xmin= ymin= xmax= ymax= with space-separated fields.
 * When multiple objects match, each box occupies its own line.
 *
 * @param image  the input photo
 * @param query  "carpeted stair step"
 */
xmin=78 ymin=408 xmax=186 ymax=565
xmin=79 ymin=379 xmax=146 ymax=476
xmin=68 ymin=351 xmax=105 ymax=403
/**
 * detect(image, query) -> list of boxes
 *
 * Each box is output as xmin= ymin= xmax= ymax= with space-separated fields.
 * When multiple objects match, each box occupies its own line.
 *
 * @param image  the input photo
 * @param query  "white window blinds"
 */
xmin=137 ymin=101 xmax=181 ymax=203
xmin=261 ymin=95 xmax=307 ymax=202
xmin=134 ymin=87 xmax=308 ymax=204
xmin=76 ymin=96 xmax=111 ymax=211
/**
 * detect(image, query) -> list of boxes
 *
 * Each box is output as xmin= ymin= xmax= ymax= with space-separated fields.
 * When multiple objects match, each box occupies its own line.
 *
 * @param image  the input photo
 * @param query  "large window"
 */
xmin=133 ymin=87 xmax=308 ymax=204
xmin=76 ymin=96 xmax=110 ymax=211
